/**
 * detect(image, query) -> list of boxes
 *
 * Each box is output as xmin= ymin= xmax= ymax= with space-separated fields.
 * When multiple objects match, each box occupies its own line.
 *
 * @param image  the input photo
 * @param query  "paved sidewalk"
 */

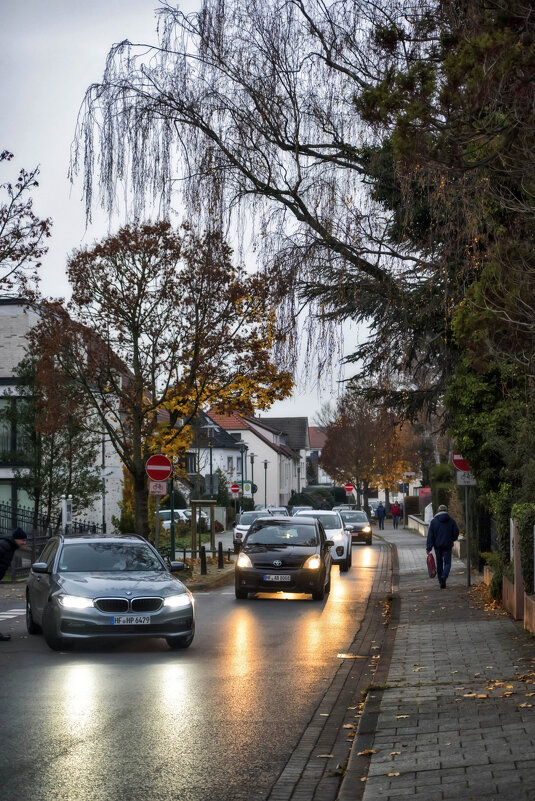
xmin=342 ymin=526 xmax=535 ymax=801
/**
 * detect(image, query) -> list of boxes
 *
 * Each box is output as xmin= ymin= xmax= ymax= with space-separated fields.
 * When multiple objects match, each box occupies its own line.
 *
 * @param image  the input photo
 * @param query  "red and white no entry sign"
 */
xmin=230 ymin=483 xmax=240 ymax=494
xmin=146 ymin=454 xmax=173 ymax=481
xmin=452 ymin=452 xmax=471 ymax=472
xmin=344 ymin=482 xmax=355 ymax=493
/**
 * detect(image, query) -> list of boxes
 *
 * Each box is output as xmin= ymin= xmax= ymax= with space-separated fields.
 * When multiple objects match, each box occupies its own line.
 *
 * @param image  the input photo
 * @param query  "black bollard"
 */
xmin=218 ymin=541 xmax=224 ymax=569
xmin=200 ymin=545 xmax=207 ymax=575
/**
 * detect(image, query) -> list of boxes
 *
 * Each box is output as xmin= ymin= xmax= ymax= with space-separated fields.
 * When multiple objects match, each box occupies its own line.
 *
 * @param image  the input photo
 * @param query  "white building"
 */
xmin=207 ymin=410 xmax=300 ymax=507
xmin=0 ymin=298 xmax=123 ymax=531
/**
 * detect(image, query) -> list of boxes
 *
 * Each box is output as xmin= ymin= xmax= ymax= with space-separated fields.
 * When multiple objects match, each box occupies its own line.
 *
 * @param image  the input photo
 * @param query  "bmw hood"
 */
xmin=54 ymin=571 xmax=188 ymax=599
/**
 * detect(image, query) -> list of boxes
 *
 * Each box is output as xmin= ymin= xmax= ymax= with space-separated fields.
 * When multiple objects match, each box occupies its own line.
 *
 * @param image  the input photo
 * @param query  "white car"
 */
xmin=157 ymin=510 xmax=190 ymax=531
xmin=294 ymin=510 xmax=352 ymax=571
xmin=233 ymin=511 xmax=270 ymax=551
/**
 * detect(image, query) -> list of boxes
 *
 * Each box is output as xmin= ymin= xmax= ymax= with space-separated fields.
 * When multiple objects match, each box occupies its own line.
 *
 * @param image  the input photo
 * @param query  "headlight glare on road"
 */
xmin=58 ymin=594 xmax=94 ymax=610
xmin=362 ymin=526 xmax=372 ymax=533
xmin=304 ymin=554 xmax=321 ymax=570
xmin=163 ymin=594 xmax=192 ymax=609
xmin=236 ymin=552 xmax=252 ymax=568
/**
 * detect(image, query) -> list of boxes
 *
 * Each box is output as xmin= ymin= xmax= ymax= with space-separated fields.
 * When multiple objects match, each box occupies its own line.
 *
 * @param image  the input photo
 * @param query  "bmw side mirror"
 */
xmin=31 ymin=562 xmax=49 ymax=574
xmin=325 ymin=540 xmax=334 ymax=548
xmin=169 ymin=561 xmax=185 ymax=572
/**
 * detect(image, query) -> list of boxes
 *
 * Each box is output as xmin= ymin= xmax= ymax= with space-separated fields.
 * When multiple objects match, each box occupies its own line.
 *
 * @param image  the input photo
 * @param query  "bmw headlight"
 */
xmin=163 ymin=594 xmax=193 ymax=609
xmin=304 ymin=554 xmax=321 ymax=570
xmin=236 ymin=552 xmax=252 ymax=568
xmin=331 ymin=532 xmax=344 ymax=542
xmin=362 ymin=526 xmax=372 ymax=533
xmin=58 ymin=595 xmax=94 ymax=610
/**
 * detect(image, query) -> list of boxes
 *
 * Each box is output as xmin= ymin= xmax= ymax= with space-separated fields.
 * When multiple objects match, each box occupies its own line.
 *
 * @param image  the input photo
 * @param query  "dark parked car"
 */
xmin=26 ymin=533 xmax=194 ymax=651
xmin=235 ymin=516 xmax=333 ymax=600
xmin=340 ymin=510 xmax=373 ymax=545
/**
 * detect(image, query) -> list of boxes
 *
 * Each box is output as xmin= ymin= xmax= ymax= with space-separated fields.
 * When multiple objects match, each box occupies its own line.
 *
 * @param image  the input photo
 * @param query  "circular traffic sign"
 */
xmin=146 ymin=453 xmax=173 ymax=481
xmin=452 ymin=452 xmax=471 ymax=472
xmin=230 ymin=483 xmax=240 ymax=494
xmin=344 ymin=482 xmax=355 ymax=493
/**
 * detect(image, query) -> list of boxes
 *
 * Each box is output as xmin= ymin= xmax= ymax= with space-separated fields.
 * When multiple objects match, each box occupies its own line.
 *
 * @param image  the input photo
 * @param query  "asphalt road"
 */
xmin=0 ymin=543 xmax=383 ymax=801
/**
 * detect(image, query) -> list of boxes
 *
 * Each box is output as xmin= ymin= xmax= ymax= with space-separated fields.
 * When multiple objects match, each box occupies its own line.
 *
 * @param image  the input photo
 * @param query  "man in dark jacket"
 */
xmin=426 ymin=505 xmax=459 ymax=588
xmin=375 ymin=502 xmax=386 ymax=530
xmin=0 ymin=527 xmax=27 ymax=640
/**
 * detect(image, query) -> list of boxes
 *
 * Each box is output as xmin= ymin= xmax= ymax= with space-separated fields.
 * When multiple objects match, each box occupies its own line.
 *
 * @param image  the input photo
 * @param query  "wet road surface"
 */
xmin=0 ymin=543 xmax=382 ymax=801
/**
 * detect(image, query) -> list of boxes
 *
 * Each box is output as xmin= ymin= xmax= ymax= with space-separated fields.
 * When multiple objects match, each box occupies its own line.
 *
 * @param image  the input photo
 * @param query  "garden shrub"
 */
xmin=511 ymin=502 xmax=535 ymax=594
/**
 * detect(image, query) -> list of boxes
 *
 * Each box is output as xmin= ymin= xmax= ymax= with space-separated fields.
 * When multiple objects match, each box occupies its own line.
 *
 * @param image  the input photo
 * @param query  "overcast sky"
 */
xmin=1 ymin=0 xmax=357 ymax=420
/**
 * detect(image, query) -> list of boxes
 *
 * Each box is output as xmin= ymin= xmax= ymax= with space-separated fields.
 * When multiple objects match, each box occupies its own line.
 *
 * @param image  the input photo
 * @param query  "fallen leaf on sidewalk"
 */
xmin=316 ymin=754 xmax=334 ymax=758
xmin=390 ymin=751 xmax=401 ymax=755
xmin=343 ymin=724 xmax=356 ymax=729
xmin=519 ymin=703 xmax=533 ymax=708
xmin=413 ymin=667 xmax=425 ymax=672
xmin=387 ymin=772 xmax=401 ymax=777
xmin=477 ymin=694 xmax=489 ymax=699
xmin=360 ymin=777 xmax=367 ymax=782
xmin=396 ymin=715 xmax=410 ymax=719
xmin=357 ymin=749 xmax=376 ymax=756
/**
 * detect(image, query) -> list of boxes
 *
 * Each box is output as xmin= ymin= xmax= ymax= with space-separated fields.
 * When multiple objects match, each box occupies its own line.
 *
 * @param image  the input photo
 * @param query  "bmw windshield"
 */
xmin=57 ymin=542 xmax=164 ymax=572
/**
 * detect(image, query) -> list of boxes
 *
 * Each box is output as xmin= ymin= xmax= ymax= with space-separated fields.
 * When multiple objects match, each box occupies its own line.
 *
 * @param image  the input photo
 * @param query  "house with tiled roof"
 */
xmin=207 ymin=409 xmax=300 ymax=506
xmin=308 ymin=426 xmax=332 ymax=485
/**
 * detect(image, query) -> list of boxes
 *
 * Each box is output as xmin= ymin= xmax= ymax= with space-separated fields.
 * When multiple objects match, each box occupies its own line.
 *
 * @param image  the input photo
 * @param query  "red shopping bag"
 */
xmin=427 ymin=551 xmax=436 ymax=578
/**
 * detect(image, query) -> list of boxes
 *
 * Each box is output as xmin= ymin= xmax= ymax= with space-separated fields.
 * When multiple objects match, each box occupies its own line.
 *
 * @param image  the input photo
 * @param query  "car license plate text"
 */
xmin=111 ymin=615 xmax=151 ymax=625
xmin=264 ymin=574 xmax=291 ymax=582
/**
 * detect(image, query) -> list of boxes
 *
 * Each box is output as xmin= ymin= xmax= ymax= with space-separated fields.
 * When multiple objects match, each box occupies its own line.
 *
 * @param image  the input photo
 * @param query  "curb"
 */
xmin=184 ymin=565 xmax=235 ymax=592
xmin=337 ymin=537 xmax=400 ymax=800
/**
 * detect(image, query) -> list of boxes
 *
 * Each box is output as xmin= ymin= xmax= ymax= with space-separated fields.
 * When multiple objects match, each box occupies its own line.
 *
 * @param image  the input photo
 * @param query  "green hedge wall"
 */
xmin=511 ymin=503 xmax=535 ymax=594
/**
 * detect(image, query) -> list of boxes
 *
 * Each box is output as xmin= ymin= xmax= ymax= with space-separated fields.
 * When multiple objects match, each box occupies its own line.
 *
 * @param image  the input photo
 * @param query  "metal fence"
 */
xmin=0 ymin=502 xmax=103 ymax=581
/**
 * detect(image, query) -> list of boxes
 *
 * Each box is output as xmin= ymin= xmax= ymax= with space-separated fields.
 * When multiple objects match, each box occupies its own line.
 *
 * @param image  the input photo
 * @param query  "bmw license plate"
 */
xmin=264 ymin=574 xmax=291 ymax=582
xmin=111 ymin=615 xmax=150 ymax=625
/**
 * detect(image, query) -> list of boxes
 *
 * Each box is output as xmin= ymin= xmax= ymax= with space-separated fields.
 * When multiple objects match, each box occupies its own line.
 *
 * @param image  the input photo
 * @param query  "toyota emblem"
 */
xmin=273 ymin=560 xmax=282 ymax=567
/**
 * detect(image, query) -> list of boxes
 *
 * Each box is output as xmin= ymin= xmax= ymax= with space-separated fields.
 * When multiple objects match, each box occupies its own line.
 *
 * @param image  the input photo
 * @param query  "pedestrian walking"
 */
xmin=391 ymin=501 xmax=402 ymax=529
xmin=426 ymin=505 xmax=459 ymax=588
xmin=375 ymin=501 xmax=386 ymax=530
xmin=0 ymin=527 xmax=27 ymax=640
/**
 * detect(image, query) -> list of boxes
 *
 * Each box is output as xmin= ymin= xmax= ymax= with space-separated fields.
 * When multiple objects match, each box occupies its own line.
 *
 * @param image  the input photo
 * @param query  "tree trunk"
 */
xmin=133 ymin=468 xmax=149 ymax=538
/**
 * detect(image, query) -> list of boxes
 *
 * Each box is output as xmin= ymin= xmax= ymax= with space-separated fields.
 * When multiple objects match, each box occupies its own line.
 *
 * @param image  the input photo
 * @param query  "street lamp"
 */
xmin=249 ymin=453 xmax=256 ymax=505
xmin=263 ymin=459 xmax=269 ymax=507
xmin=202 ymin=422 xmax=218 ymax=499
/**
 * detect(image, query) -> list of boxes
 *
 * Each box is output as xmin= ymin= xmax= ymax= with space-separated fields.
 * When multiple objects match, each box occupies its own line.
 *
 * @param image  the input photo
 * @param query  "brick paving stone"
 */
xmin=341 ymin=527 xmax=535 ymax=801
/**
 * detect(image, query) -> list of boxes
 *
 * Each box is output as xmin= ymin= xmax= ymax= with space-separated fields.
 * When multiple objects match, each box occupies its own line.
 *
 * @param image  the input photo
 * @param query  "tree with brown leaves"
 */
xmin=31 ymin=221 xmax=292 ymax=537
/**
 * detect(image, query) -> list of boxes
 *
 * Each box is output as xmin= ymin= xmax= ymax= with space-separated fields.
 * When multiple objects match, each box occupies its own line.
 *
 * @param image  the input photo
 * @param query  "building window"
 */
xmin=227 ymin=456 xmax=234 ymax=472
xmin=185 ymin=453 xmax=197 ymax=474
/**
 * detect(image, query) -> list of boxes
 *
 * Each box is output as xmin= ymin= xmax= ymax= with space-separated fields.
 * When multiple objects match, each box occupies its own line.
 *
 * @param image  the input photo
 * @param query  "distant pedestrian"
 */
xmin=426 ymin=505 xmax=459 ymax=589
xmin=375 ymin=501 xmax=386 ymax=530
xmin=0 ymin=527 xmax=27 ymax=640
xmin=391 ymin=501 xmax=402 ymax=529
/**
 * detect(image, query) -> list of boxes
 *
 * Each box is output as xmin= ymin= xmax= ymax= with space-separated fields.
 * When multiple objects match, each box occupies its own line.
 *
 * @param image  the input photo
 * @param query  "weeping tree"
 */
xmin=71 ymin=0 xmax=462 ymax=418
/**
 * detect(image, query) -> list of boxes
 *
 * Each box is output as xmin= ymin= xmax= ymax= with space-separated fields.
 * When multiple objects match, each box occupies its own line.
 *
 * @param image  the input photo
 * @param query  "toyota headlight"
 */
xmin=163 ymin=594 xmax=193 ymax=609
xmin=236 ymin=552 xmax=252 ymax=568
xmin=58 ymin=595 xmax=94 ymax=610
xmin=331 ymin=532 xmax=344 ymax=542
xmin=304 ymin=554 xmax=321 ymax=570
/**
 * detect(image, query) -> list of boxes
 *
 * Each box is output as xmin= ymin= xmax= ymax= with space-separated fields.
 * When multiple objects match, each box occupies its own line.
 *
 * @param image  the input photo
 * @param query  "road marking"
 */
xmin=0 ymin=608 xmax=25 ymax=619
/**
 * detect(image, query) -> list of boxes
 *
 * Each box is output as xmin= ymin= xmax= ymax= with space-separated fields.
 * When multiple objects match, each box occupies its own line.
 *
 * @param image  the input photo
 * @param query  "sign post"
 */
xmin=231 ymin=483 xmax=240 ymax=516
xmin=453 ymin=453 xmax=476 ymax=586
xmin=344 ymin=481 xmax=355 ymax=496
xmin=146 ymin=455 xmax=173 ymax=550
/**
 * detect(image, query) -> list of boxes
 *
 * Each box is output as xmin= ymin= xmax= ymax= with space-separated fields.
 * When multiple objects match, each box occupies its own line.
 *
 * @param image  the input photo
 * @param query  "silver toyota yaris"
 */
xmin=26 ymin=533 xmax=194 ymax=651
